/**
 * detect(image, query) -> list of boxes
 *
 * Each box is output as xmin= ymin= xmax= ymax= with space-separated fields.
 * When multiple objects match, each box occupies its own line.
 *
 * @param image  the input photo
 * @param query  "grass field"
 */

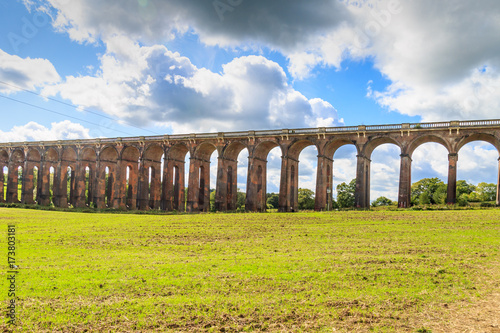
xmin=1 ymin=208 xmax=499 ymax=332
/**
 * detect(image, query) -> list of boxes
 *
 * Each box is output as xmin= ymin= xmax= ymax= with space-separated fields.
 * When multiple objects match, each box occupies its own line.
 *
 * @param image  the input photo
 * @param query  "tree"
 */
xmin=266 ymin=193 xmax=279 ymax=209
xmin=337 ymin=179 xmax=356 ymax=208
xmin=411 ymin=178 xmax=446 ymax=205
xmin=456 ymin=180 xmax=475 ymax=198
xmin=476 ymin=182 xmax=497 ymax=201
xmin=236 ymin=189 xmax=246 ymax=210
xmin=371 ymin=196 xmax=394 ymax=207
xmin=298 ymin=188 xmax=315 ymax=210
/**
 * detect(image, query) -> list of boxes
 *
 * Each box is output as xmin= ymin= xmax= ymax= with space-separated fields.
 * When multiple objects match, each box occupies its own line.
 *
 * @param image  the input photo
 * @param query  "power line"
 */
xmin=0 ymin=93 xmax=135 ymax=137
xmin=0 ymin=80 xmax=161 ymax=135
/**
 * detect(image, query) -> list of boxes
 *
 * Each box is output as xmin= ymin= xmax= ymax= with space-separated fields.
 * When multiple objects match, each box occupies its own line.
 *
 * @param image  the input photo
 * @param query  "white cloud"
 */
xmin=0 ymin=120 xmax=91 ymax=142
xmin=42 ymin=37 xmax=343 ymax=133
xmin=0 ymin=50 xmax=60 ymax=93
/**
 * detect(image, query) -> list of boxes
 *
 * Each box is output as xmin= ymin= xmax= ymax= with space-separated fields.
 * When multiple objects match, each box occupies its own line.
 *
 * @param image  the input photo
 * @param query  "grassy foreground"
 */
xmin=1 ymin=208 xmax=499 ymax=332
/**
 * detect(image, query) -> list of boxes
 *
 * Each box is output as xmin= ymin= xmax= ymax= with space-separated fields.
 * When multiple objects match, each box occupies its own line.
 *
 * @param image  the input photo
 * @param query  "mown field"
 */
xmin=1 ymin=208 xmax=499 ymax=332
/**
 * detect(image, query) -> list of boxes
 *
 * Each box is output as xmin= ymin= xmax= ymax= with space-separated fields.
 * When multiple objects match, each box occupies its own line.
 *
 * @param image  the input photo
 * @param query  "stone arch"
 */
xmin=456 ymin=133 xmax=500 ymax=154
xmin=362 ymin=137 xmax=402 ymax=160
xmin=62 ymin=147 xmax=77 ymax=162
xmin=44 ymin=147 xmax=59 ymax=162
xmin=252 ymin=140 xmax=280 ymax=160
xmin=287 ymin=139 xmax=316 ymax=160
xmin=324 ymin=138 xmax=358 ymax=159
xmin=27 ymin=148 xmax=41 ymax=162
xmin=121 ymin=145 xmax=141 ymax=162
xmin=143 ymin=143 xmax=164 ymax=162
xmin=222 ymin=141 xmax=247 ymax=161
xmin=99 ymin=145 xmax=118 ymax=162
xmin=193 ymin=142 xmax=217 ymax=161
xmin=0 ymin=149 xmax=8 ymax=164
xmin=10 ymin=149 xmax=25 ymax=164
xmin=81 ymin=147 xmax=97 ymax=162
xmin=408 ymin=134 xmax=451 ymax=158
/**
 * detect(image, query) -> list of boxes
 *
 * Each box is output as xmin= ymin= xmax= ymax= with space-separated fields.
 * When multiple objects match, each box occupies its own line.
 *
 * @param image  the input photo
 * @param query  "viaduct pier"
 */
xmin=1 ymin=119 xmax=499 ymax=212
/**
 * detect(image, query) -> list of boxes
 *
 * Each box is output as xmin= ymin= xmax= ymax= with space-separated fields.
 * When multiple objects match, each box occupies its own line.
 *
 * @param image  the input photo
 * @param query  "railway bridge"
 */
xmin=1 ymin=119 xmax=499 ymax=211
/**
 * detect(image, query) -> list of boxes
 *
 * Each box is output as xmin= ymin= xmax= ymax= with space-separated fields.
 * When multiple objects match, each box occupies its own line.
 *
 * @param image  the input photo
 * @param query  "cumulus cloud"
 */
xmin=286 ymin=0 xmax=500 ymax=121
xmin=34 ymin=0 xmax=349 ymax=49
xmin=42 ymin=37 xmax=343 ymax=133
xmin=0 ymin=120 xmax=91 ymax=142
xmin=0 ymin=50 xmax=60 ymax=93
xmin=31 ymin=0 xmax=500 ymax=123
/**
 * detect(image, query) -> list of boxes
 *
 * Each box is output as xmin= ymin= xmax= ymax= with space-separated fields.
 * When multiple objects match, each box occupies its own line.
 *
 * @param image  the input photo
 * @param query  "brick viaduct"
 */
xmin=1 ymin=119 xmax=499 ymax=211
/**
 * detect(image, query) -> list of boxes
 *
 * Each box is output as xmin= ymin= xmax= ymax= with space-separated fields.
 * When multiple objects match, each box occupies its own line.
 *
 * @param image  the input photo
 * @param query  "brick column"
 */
xmin=6 ymin=162 xmax=19 ymax=203
xmin=163 ymin=158 xmax=185 ymax=212
xmin=354 ymin=154 xmax=371 ymax=209
xmin=146 ymin=161 xmax=161 ymax=210
xmin=446 ymin=153 xmax=458 ymax=205
xmin=215 ymin=157 xmax=238 ymax=211
xmin=278 ymin=156 xmax=299 ymax=212
xmin=22 ymin=160 xmax=34 ymax=204
xmin=398 ymin=154 xmax=412 ymax=208
xmin=245 ymin=156 xmax=267 ymax=212
xmin=56 ymin=163 xmax=68 ymax=208
xmin=315 ymin=155 xmax=333 ymax=211
xmin=38 ymin=158 xmax=51 ymax=206
xmin=186 ymin=157 xmax=210 ymax=212
xmin=74 ymin=160 xmax=87 ymax=208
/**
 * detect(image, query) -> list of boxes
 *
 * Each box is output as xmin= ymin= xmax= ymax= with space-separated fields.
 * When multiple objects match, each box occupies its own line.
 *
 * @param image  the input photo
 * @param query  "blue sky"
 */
xmin=1 ymin=0 xmax=499 ymax=199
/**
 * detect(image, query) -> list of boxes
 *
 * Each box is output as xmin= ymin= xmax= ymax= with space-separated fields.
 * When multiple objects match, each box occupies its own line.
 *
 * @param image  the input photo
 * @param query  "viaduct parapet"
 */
xmin=1 ymin=119 xmax=499 ymax=211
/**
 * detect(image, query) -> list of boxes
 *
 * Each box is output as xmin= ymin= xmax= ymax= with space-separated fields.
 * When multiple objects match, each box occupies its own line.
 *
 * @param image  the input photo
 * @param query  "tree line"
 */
xmin=207 ymin=177 xmax=498 ymax=212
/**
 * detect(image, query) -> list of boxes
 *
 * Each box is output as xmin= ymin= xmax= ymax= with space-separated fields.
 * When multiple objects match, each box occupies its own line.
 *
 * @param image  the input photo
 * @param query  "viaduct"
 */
xmin=1 ymin=119 xmax=499 ymax=212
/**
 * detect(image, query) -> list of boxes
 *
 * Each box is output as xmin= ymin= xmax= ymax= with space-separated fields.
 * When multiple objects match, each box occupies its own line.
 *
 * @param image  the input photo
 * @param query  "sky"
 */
xmin=0 ymin=0 xmax=499 ymax=200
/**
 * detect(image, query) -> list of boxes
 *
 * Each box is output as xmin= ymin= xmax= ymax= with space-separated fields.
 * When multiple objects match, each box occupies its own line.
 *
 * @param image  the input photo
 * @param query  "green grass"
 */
xmin=1 ymin=208 xmax=499 ymax=332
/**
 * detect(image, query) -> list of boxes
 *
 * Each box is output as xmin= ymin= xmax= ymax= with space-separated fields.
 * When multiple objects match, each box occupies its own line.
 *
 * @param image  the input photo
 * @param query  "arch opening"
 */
xmin=49 ymin=166 xmax=55 ymax=205
xmin=369 ymin=144 xmax=400 ymax=207
xmin=17 ymin=166 xmax=23 ymax=202
xmin=296 ymin=144 xmax=318 ymax=211
xmin=411 ymin=143 xmax=449 ymax=205
xmin=33 ymin=166 xmax=39 ymax=203
xmin=330 ymin=144 xmax=357 ymax=209
xmin=456 ymin=141 xmax=499 ymax=206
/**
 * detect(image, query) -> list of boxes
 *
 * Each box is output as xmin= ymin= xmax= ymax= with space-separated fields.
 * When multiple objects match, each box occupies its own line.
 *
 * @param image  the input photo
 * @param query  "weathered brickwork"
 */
xmin=1 ymin=120 xmax=499 ymax=211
